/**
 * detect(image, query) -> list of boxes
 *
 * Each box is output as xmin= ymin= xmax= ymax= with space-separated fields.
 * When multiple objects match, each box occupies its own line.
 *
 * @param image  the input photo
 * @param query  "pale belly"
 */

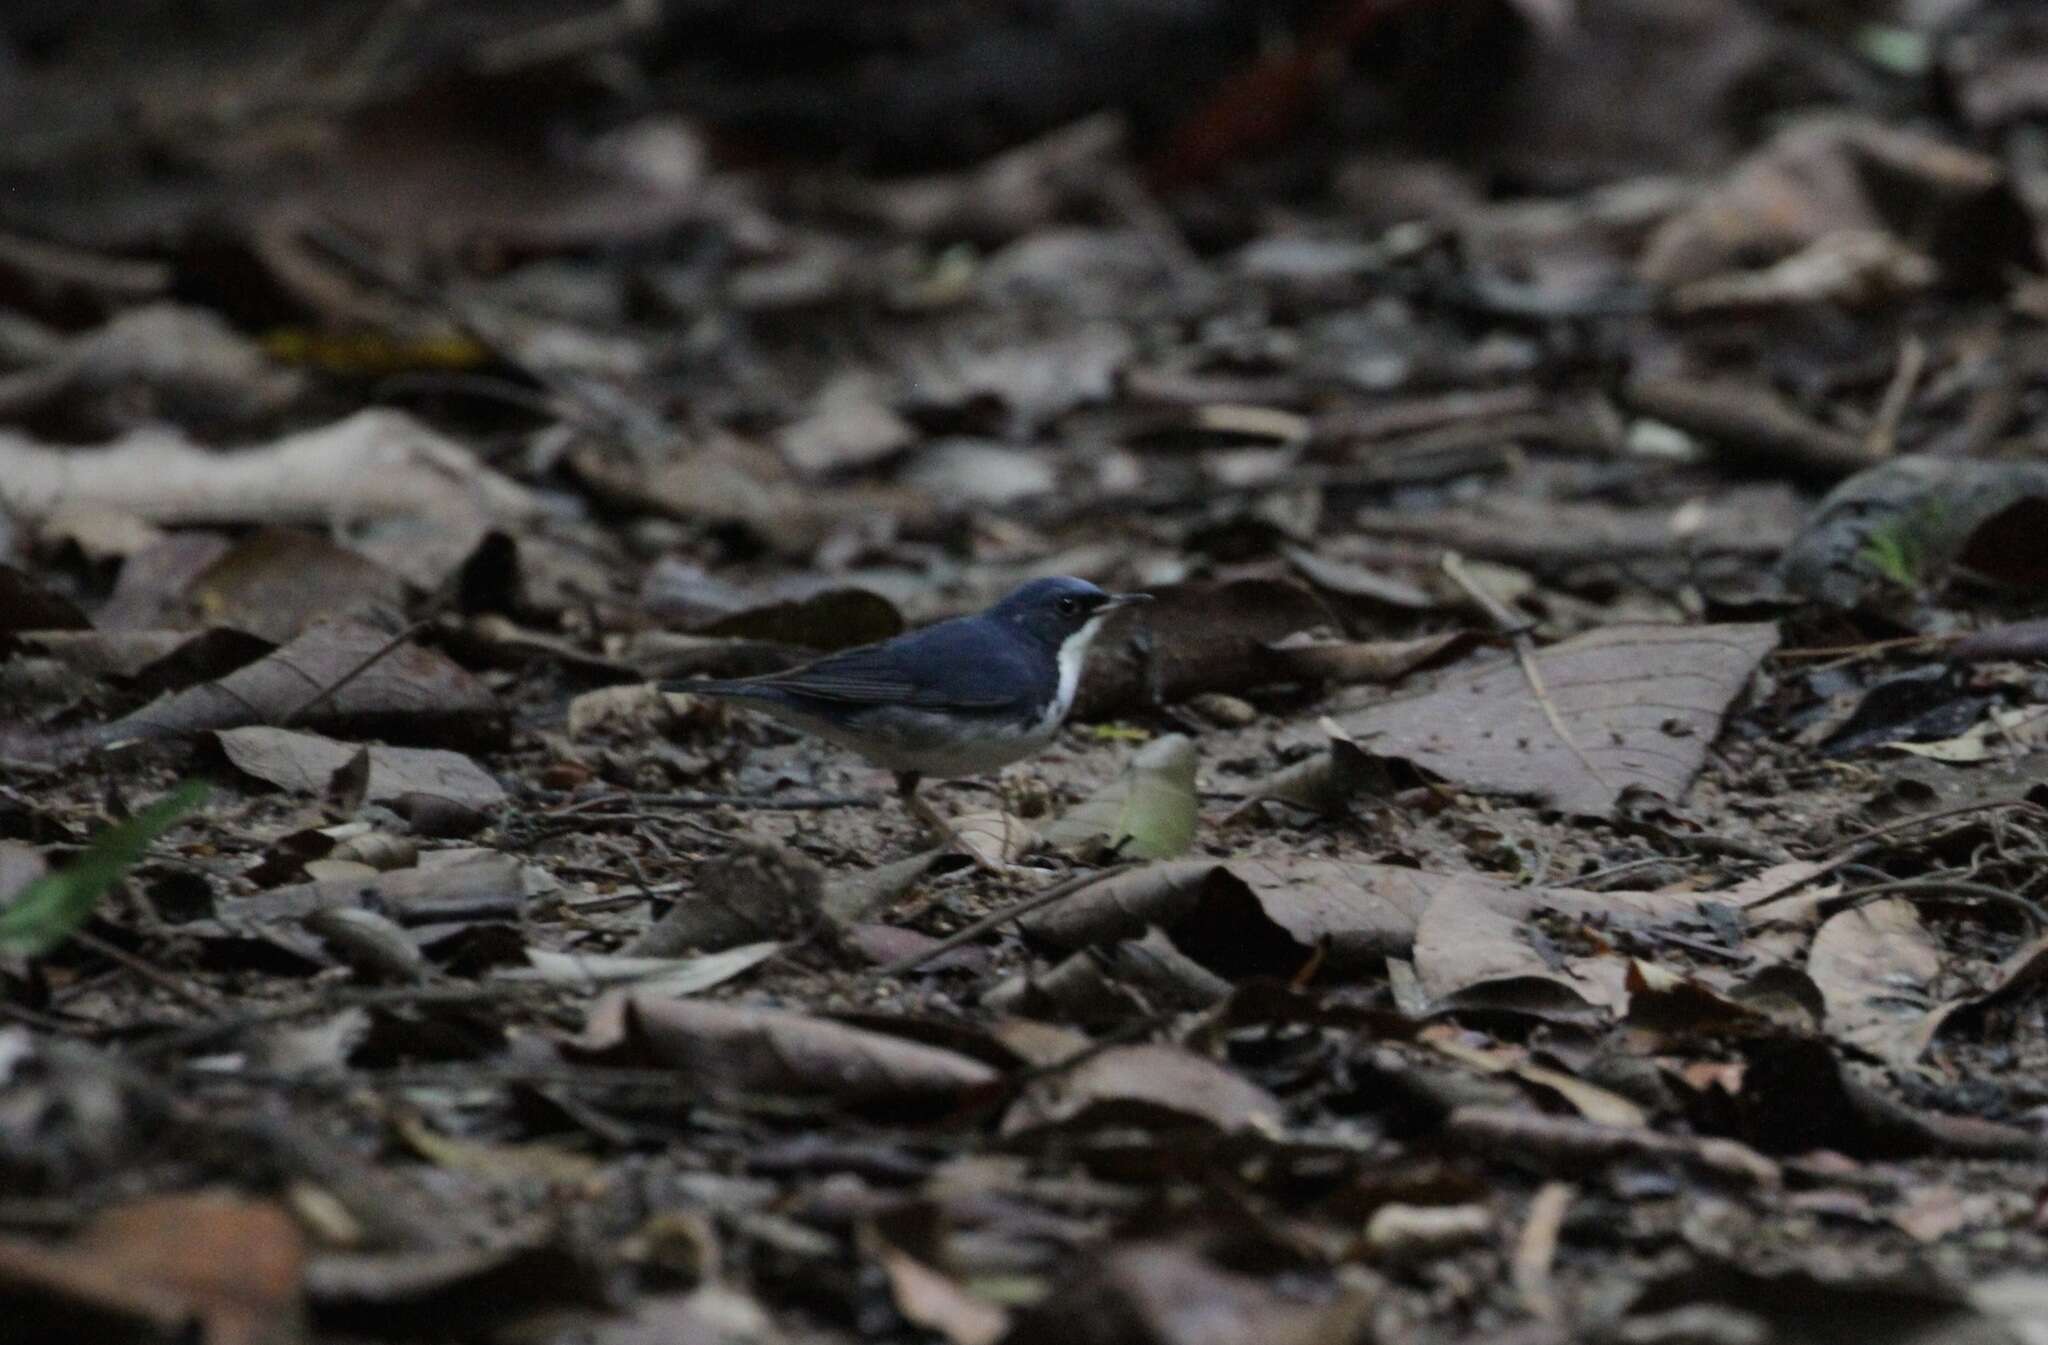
xmin=752 ymin=702 xmax=1062 ymax=778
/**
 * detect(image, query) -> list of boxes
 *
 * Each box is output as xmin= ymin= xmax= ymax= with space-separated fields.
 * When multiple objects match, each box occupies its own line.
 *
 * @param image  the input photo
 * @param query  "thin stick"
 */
xmin=540 ymin=790 xmax=878 ymax=814
xmin=1865 ymin=333 xmax=1926 ymax=458
xmin=279 ymin=616 xmax=437 ymax=726
xmin=874 ymin=864 xmax=1139 ymax=979
xmin=1441 ymin=551 xmax=1609 ymax=793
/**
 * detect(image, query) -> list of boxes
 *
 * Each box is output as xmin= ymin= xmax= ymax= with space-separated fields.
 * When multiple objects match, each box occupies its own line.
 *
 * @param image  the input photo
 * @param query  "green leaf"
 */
xmin=1045 ymin=734 xmax=1199 ymax=861
xmin=0 ymin=781 xmax=210 ymax=957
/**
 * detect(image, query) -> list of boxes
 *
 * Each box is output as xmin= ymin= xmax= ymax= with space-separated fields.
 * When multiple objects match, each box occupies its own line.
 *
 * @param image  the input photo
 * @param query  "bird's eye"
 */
xmin=1056 ymin=596 xmax=1079 ymax=616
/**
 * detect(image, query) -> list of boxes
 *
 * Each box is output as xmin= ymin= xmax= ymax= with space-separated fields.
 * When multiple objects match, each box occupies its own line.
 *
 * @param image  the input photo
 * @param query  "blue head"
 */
xmin=988 ymin=577 xmax=1149 ymax=654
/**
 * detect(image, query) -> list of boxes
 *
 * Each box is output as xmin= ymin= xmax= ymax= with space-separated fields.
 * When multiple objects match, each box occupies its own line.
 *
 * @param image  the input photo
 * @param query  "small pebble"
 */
xmin=1189 ymin=692 xmax=1257 ymax=727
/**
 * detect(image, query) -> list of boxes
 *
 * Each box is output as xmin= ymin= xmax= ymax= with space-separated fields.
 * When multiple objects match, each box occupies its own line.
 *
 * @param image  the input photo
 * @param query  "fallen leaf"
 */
xmin=1001 ymin=1241 xmax=1350 ymax=1345
xmin=879 ymin=1245 xmax=1009 ymax=1345
xmin=1889 ymin=705 xmax=2048 ymax=764
xmin=0 ymin=411 xmax=538 ymax=589
xmin=91 ymin=619 xmax=504 ymax=752
xmin=0 ymin=1192 xmax=305 ymax=1345
xmin=0 ymin=563 xmax=90 ymax=633
xmin=1282 ymin=543 xmax=1438 ymax=609
xmin=1263 ymin=629 xmax=1475 ymax=686
xmin=1072 ymin=578 xmax=1339 ymax=718
xmin=0 ymin=302 xmax=302 ymax=431
xmin=513 ymin=943 xmax=781 ymax=997
xmin=214 ymin=727 xmax=505 ymax=810
xmin=177 ymin=529 xmax=408 ymax=643
xmin=568 ymin=997 xmax=998 ymax=1109
xmin=1339 ymin=622 xmax=1780 ymax=815
xmin=948 ymin=810 xmax=1038 ymax=868
xmin=778 ymin=373 xmax=916 ymax=476
xmin=1043 ymin=734 xmax=1199 ymax=860
xmin=1002 ymin=1043 xmax=1279 ymax=1136
xmin=1809 ymin=898 xmax=1944 ymax=1068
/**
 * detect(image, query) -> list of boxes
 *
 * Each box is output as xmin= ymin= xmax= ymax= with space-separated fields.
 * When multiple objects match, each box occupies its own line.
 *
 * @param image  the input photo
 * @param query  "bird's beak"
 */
xmin=1102 ymin=592 xmax=1154 ymax=612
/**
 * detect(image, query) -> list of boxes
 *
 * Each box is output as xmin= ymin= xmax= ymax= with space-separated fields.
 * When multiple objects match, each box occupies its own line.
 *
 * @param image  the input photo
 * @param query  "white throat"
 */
xmin=1048 ymin=613 xmax=1111 ymax=722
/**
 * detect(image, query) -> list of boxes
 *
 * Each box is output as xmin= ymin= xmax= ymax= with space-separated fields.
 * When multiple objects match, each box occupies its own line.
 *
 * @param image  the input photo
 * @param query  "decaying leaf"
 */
xmin=1808 ymin=898 xmax=1945 ymax=1068
xmin=1002 ymin=1043 xmax=1279 ymax=1137
xmin=92 ymin=620 xmax=505 ymax=752
xmin=175 ymin=530 xmax=408 ymax=643
xmin=1339 ymin=622 xmax=1779 ymax=815
xmin=1043 ymin=734 xmax=1198 ymax=860
xmin=878 ymin=1245 xmax=1009 ymax=1345
xmin=0 ymin=1192 xmax=305 ymax=1345
xmin=214 ymin=727 xmax=505 ymax=811
xmin=513 ymin=943 xmax=781 ymax=997
xmin=0 ymin=411 xmax=538 ymax=589
xmin=568 ymin=996 xmax=998 ymax=1109
xmin=1072 ymin=578 xmax=1338 ymax=719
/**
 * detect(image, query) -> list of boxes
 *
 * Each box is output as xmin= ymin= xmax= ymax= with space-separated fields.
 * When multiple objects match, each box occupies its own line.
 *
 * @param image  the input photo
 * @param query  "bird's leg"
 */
xmin=895 ymin=771 xmax=948 ymax=841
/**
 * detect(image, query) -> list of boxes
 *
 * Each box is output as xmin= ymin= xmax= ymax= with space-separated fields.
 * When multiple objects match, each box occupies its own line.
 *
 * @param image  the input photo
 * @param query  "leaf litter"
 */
xmin=6 ymin=5 xmax=2048 ymax=1343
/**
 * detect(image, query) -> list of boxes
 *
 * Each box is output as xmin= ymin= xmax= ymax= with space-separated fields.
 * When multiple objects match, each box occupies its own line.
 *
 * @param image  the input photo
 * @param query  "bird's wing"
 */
xmin=726 ymin=620 xmax=1035 ymax=711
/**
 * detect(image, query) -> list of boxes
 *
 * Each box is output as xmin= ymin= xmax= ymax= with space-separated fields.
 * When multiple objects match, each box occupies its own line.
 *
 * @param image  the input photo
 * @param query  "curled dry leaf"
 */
xmin=1339 ymin=622 xmax=1780 ymax=816
xmin=214 ymin=727 xmax=506 ymax=811
xmin=568 ymin=996 xmax=998 ymax=1109
xmin=1001 ymin=1043 xmax=1279 ymax=1137
xmin=1043 ymin=733 xmax=1199 ymax=860
xmin=1071 ymin=578 xmax=1337 ymax=719
xmin=1263 ymin=629 xmax=1476 ymax=686
xmin=513 ymin=943 xmax=781 ymax=997
xmin=1020 ymin=858 xmax=1435 ymax=979
xmin=1231 ymin=719 xmax=1395 ymax=818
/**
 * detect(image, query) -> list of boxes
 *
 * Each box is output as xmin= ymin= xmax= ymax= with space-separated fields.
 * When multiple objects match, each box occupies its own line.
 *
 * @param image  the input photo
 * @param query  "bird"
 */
xmin=664 ymin=577 xmax=1151 ymax=831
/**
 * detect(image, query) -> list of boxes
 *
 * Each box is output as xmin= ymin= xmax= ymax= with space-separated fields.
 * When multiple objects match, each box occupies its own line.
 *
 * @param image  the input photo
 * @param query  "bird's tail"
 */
xmin=660 ymin=678 xmax=770 ymax=700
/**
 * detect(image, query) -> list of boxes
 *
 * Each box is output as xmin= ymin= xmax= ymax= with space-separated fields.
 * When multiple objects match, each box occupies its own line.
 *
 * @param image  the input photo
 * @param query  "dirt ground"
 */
xmin=5 ymin=2 xmax=2048 ymax=1342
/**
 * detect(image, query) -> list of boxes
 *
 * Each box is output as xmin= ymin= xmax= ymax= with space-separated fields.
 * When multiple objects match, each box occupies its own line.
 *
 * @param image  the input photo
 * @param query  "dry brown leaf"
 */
xmin=177 ymin=529 xmax=407 ymax=642
xmin=1001 ymin=1241 xmax=1352 ymax=1345
xmin=0 ymin=411 xmax=537 ymax=588
xmin=1264 ymin=629 xmax=1475 ymax=686
xmin=213 ymin=852 xmax=547 ymax=932
xmin=214 ymin=727 xmax=505 ymax=810
xmin=1809 ymin=898 xmax=1944 ymax=1068
xmin=1016 ymin=862 xmax=1236 ymax=951
xmin=878 ymin=1246 xmax=1009 ymax=1345
xmin=0 ymin=1192 xmax=306 ymax=1345
xmin=1001 ymin=1043 xmax=1279 ymax=1137
xmin=92 ymin=619 xmax=504 ymax=752
xmin=1072 ymin=578 xmax=1338 ymax=719
xmin=569 ymin=996 xmax=998 ymax=1109
xmin=1339 ymin=622 xmax=1779 ymax=815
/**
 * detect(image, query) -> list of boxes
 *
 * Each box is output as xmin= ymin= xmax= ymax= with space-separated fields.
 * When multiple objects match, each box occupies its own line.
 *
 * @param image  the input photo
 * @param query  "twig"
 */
xmin=538 ymin=789 xmax=878 ymax=814
xmin=1865 ymin=334 xmax=1926 ymax=458
xmin=1835 ymin=877 xmax=2048 ymax=935
xmin=1440 ymin=551 xmax=1608 ymax=795
xmin=278 ymin=616 xmax=437 ymax=726
xmin=69 ymin=929 xmax=221 ymax=1013
xmin=873 ymin=864 xmax=1138 ymax=979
